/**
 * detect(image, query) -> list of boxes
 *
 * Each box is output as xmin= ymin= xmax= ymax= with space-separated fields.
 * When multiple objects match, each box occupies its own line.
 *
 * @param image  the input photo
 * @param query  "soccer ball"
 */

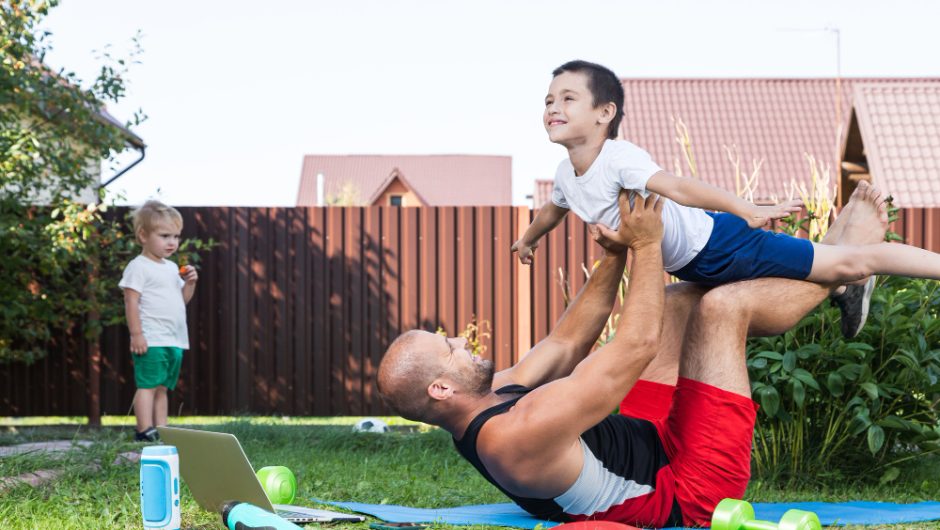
xmin=352 ymin=418 xmax=390 ymax=433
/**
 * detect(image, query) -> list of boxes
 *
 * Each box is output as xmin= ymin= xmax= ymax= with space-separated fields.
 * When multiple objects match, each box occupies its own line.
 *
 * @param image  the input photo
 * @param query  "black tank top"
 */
xmin=452 ymin=384 xmax=683 ymax=526
xmin=452 ymin=385 xmax=568 ymax=520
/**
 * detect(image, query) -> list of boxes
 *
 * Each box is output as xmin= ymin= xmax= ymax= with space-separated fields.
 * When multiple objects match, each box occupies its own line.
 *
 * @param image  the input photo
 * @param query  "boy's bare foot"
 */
xmin=837 ymin=181 xmax=887 ymax=247
xmin=821 ymin=182 xmax=866 ymax=244
xmin=829 ymin=180 xmax=888 ymax=338
xmin=822 ymin=180 xmax=873 ymax=244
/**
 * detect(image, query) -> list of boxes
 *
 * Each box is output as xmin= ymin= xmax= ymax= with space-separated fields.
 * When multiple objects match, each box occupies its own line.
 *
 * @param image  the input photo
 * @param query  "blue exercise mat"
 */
xmin=311 ymin=498 xmax=940 ymax=529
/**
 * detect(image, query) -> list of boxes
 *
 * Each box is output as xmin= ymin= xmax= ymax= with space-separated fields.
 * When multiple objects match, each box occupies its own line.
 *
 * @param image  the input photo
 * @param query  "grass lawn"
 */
xmin=1 ymin=417 xmax=939 ymax=529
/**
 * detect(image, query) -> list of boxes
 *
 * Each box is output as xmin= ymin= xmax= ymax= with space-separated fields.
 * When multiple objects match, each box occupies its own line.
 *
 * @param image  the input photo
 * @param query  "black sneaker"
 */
xmin=831 ymin=276 xmax=876 ymax=338
xmin=134 ymin=426 xmax=160 ymax=442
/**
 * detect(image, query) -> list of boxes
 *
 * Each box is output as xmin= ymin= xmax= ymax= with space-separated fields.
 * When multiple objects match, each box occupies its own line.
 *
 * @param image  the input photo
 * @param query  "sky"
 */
xmin=40 ymin=0 xmax=940 ymax=207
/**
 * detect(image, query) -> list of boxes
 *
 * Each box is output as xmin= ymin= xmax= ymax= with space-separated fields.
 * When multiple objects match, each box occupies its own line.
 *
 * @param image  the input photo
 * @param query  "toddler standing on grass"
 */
xmin=513 ymin=60 xmax=940 ymax=338
xmin=119 ymin=200 xmax=198 ymax=442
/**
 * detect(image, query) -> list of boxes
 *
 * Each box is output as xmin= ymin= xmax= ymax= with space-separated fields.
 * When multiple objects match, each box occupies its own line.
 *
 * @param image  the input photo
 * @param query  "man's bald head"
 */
xmin=377 ymin=330 xmax=444 ymax=422
xmin=377 ymin=330 xmax=495 ymax=424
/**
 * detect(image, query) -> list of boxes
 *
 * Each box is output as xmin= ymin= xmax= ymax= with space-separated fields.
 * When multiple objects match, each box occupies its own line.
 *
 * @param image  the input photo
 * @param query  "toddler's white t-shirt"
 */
xmin=552 ymin=139 xmax=714 ymax=272
xmin=119 ymin=255 xmax=189 ymax=349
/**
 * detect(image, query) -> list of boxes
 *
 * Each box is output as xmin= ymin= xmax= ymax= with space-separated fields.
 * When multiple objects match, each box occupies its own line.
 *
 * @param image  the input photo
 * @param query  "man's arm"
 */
xmin=498 ymin=192 xmax=665 ymax=435
xmin=491 ymin=246 xmax=627 ymax=390
xmin=646 ymin=170 xmax=801 ymax=228
xmin=511 ymin=202 xmax=569 ymax=265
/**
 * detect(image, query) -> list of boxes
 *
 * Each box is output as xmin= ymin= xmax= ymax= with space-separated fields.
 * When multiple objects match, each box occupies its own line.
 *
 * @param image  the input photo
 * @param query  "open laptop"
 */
xmin=157 ymin=426 xmax=365 ymax=524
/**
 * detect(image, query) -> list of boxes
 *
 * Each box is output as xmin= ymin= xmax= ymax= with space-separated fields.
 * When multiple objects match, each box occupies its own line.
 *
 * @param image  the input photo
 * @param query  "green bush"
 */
xmin=747 ymin=275 xmax=940 ymax=484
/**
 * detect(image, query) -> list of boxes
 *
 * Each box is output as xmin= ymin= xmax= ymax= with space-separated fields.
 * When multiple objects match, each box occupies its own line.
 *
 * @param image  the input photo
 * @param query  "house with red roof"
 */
xmin=534 ymin=78 xmax=940 ymax=208
xmin=842 ymin=83 xmax=940 ymax=208
xmin=296 ymin=155 xmax=512 ymax=207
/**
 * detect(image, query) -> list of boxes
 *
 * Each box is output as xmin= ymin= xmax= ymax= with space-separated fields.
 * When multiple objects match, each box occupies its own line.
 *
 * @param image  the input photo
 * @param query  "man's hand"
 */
xmin=511 ymin=238 xmax=538 ymax=265
xmin=130 ymin=333 xmax=148 ymax=355
xmin=744 ymin=199 xmax=803 ymax=228
xmin=595 ymin=190 xmax=664 ymax=251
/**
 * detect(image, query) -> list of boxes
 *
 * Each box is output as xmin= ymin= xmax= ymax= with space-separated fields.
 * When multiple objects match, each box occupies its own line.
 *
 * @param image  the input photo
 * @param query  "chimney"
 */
xmin=316 ymin=172 xmax=325 ymax=206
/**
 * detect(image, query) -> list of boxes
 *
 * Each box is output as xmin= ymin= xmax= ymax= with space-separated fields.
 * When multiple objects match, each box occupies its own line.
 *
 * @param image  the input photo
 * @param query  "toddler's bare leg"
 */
xmin=153 ymin=386 xmax=169 ymax=427
xmin=134 ymin=388 xmax=155 ymax=432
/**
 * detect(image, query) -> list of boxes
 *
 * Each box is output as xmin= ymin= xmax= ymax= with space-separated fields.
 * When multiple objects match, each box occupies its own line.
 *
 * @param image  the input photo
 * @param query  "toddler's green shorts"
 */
xmin=133 ymin=346 xmax=183 ymax=390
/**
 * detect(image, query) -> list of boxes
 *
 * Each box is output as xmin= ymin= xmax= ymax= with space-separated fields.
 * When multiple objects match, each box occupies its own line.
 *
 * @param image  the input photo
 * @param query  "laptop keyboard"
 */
xmin=276 ymin=509 xmax=317 ymax=521
xmin=276 ymin=508 xmax=364 ymax=523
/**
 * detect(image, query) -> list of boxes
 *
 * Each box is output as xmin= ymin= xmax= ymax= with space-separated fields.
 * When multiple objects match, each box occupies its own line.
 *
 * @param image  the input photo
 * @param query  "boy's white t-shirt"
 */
xmin=552 ymin=139 xmax=714 ymax=272
xmin=119 ymin=255 xmax=189 ymax=349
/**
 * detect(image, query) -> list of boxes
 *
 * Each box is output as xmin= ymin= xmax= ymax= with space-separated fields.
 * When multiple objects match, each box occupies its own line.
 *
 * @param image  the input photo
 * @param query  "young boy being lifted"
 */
xmin=512 ymin=60 xmax=940 ymax=337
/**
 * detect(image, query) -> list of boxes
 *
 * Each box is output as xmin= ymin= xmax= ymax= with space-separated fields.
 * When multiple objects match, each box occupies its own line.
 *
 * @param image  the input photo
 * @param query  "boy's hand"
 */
xmin=511 ymin=239 xmax=538 ymax=265
xmin=130 ymin=333 xmax=148 ymax=355
xmin=180 ymin=265 xmax=199 ymax=284
xmin=595 ymin=190 xmax=664 ymax=251
xmin=745 ymin=199 xmax=803 ymax=228
xmin=588 ymin=224 xmax=627 ymax=255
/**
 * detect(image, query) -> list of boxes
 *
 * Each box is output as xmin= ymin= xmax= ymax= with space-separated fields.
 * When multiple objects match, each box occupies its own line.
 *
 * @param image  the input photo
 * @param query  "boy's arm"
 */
xmin=123 ymin=288 xmax=147 ymax=355
xmin=181 ymin=266 xmax=198 ymax=304
xmin=511 ymin=202 xmax=569 ymax=264
xmin=646 ymin=170 xmax=802 ymax=228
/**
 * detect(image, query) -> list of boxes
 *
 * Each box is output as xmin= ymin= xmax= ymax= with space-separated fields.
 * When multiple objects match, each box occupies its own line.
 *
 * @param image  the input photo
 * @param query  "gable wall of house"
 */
xmin=370 ymin=178 xmax=421 ymax=206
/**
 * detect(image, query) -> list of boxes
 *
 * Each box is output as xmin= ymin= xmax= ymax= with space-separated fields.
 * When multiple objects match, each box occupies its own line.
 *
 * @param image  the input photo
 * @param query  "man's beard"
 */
xmin=465 ymin=358 xmax=495 ymax=395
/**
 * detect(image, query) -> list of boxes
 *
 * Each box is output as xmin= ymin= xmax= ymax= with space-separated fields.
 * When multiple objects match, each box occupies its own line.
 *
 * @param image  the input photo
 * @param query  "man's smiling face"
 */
xmin=434 ymin=333 xmax=495 ymax=395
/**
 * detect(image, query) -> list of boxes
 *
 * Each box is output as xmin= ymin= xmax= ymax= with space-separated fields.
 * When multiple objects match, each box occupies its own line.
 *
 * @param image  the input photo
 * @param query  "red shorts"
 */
xmin=620 ymin=378 xmax=758 ymax=527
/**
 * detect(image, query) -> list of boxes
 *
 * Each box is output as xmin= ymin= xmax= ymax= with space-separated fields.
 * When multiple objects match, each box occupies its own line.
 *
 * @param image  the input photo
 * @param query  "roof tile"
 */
xmin=614 ymin=78 xmax=940 ymax=205
xmin=852 ymin=82 xmax=940 ymax=207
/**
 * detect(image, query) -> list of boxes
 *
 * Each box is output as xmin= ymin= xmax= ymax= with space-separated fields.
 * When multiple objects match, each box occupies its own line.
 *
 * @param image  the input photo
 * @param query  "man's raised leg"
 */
xmin=618 ymin=282 xmax=709 ymax=420
xmin=636 ymin=281 xmax=709 ymax=386
xmin=659 ymin=185 xmax=889 ymax=525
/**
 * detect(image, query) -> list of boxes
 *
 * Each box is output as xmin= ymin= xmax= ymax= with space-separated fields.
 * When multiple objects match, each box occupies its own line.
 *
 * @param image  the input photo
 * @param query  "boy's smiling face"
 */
xmin=544 ymin=71 xmax=615 ymax=147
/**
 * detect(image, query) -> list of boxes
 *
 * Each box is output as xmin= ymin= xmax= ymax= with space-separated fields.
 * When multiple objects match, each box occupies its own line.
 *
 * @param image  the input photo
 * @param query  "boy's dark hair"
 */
xmin=552 ymin=60 xmax=624 ymax=139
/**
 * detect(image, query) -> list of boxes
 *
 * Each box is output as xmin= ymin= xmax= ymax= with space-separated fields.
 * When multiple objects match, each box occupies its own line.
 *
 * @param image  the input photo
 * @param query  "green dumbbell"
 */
xmin=712 ymin=499 xmax=821 ymax=530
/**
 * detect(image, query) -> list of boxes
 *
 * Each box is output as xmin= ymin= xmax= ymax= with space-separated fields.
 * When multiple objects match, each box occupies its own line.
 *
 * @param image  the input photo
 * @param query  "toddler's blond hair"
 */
xmin=131 ymin=200 xmax=183 ymax=244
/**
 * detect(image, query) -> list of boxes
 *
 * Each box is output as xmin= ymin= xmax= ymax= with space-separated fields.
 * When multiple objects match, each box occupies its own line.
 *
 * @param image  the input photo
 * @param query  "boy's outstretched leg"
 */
xmin=809 ymin=242 xmax=940 ymax=284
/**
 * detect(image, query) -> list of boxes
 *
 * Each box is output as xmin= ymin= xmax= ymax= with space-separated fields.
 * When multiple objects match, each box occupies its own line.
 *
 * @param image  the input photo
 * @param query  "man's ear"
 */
xmin=428 ymin=379 xmax=454 ymax=401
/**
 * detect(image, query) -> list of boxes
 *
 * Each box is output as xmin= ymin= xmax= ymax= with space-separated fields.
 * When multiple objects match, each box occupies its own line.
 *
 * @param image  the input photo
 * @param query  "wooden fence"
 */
xmin=2 ymin=206 xmax=938 ymax=417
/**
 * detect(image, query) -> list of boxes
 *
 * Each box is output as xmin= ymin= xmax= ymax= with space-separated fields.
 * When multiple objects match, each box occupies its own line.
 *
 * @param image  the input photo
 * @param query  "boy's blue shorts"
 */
xmin=672 ymin=212 xmax=814 ymax=286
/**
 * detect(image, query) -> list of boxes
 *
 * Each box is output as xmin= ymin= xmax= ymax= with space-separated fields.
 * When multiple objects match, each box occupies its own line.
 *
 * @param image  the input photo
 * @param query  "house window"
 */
xmin=389 ymin=195 xmax=403 ymax=207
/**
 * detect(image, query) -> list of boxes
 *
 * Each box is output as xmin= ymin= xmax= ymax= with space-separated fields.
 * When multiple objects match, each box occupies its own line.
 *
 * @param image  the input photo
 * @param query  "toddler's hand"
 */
xmin=130 ymin=334 xmax=148 ymax=356
xmin=746 ymin=199 xmax=803 ymax=228
xmin=180 ymin=265 xmax=199 ymax=284
xmin=510 ymin=239 xmax=538 ymax=265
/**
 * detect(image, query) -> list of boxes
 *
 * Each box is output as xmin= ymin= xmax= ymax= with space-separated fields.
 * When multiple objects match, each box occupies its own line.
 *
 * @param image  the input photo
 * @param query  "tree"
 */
xmin=0 ymin=0 xmax=144 ymax=363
